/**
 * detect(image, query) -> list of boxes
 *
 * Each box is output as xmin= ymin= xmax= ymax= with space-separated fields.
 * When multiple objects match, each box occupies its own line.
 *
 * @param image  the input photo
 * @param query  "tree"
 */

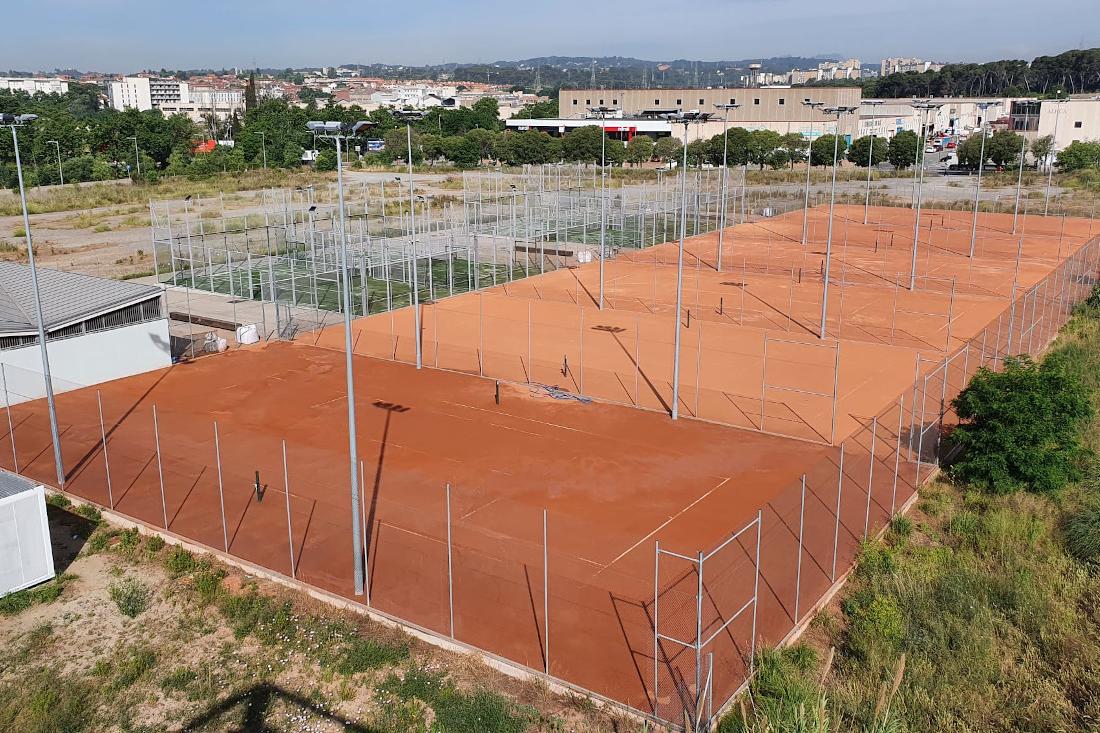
xmin=1056 ymin=140 xmax=1100 ymax=171
xmin=470 ymin=97 xmax=502 ymax=131
xmin=514 ymin=100 xmax=558 ymax=119
xmin=1029 ymin=134 xmax=1054 ymax=169
xmin=245 ymin=71 xmax=258 ymax=112
xmin=810 ymin=134 xmax=846 ymax=167
xmin=495 ymin=130 xmax=559 ymax=165
xmin=601 ymin=138 xmax=626 ymax=167
xmin=846 ymin=135 xmax=888 ymax=167
xmin=314 ymin=148 xmax=337 ymax=171
xmin=625 ymin=135 xmax=654 ymax=166
xmin=442 ymin=135 xmax=480 ymax=169
xmin=747 ymin=130 xmax=783 ymax=170
xmin=887 ymin=130 xmax=919 ymax=170
xmin=781 ymin=133 xmax=808 ymax=167
xmin=956 ymin=133 xmax=986 ymax=168
xmin=987 ymin=130 xmax=1023 ymax=167
xmin=948 ymin=356 xmax=1093 ymax=494
xmin=653 ymin=136 xmax=682 ymax=166
xmin=561 ymin=126 xmax=602 ymax=164
xmin=686 ymin=139 xmax=710 ymax=167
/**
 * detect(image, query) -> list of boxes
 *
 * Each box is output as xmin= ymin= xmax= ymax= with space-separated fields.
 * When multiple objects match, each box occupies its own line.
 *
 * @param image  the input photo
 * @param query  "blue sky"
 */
xmin=4 ymin=0 xmax=1099 ymax=72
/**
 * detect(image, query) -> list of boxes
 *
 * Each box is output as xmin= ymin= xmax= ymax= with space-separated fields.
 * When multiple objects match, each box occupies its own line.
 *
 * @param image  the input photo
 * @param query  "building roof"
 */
xmin=0 ymin=470 xmax=35 ymax=500
xmin=0 ymin=263 xmax=161 ymax=337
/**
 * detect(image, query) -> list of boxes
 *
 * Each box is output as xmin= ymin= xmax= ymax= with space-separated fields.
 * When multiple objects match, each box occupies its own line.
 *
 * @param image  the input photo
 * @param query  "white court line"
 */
xmin=596 ymin=476 xmax=731 ymax=576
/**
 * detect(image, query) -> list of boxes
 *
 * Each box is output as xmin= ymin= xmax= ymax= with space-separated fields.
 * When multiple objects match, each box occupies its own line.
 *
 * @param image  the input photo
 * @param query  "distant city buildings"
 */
xmin=880 ymin=57 xmax=946 ymax=76
xmin=108 ymin=75 xmax=244 ymax=123
xmin=0 ymin=77 xmax=70 ymax=95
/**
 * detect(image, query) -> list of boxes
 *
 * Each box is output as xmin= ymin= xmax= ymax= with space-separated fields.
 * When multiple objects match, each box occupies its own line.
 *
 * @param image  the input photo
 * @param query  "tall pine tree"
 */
xmin=245 ymin=71 xmax=258 ymax=112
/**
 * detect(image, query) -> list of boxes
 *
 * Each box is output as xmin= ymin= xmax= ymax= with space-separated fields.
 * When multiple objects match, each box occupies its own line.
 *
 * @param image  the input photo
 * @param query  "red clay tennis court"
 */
xmin=3 ymin=204 xmax=1097 ymax=727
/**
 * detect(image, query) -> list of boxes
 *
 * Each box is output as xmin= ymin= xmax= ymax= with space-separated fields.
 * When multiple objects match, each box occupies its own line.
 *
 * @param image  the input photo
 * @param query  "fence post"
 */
xmin=864 ymin=416 xmax=878 ymax=538
xmin=794 ymin=474 xmax=807 ymax=624
xmin=653 ymin=539 xmax=660 ymax=712
xmin=831 ymin=444 xmax=845 ymax=582
xmin=749 ymin=510 xmax=762 ymax=676
xmin=891 ymin=396 xmax=903 ymax=517
xmin=1 ymin=363 xmax=17 ymax=473
xmin=695 ymin=550 xmax=704 ymax=711
xmin=97 ymin=390 xmax=114 ymax=510
xmin=446 ymin=482 xmax=454 ymax=638
xmin=213 ymin=422 xmax=227 ymax=552
xmin=543 ymin=508 xmax=549 ymax=676
xmin=282 ymin=440 xmax=295 ymax=579
xmin=361 ymin=459 xmax=370 ymax=606
xmin=478 ymin=293 xmax=484 ymax=377
xmin=153 ymin=405 xmax=168 ymax=529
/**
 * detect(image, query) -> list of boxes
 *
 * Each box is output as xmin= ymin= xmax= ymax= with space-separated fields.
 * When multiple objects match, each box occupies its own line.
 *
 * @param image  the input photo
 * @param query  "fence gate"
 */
xmin=653 ymin=512 xmax=761 ymax=731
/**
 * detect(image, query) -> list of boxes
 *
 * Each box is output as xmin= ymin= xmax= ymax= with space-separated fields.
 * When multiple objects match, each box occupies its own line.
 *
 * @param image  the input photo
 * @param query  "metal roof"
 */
xmin=0 ymin=263 xmax=162 ymax=336
xmin=0 ymin=470 xmax=35 ymax=500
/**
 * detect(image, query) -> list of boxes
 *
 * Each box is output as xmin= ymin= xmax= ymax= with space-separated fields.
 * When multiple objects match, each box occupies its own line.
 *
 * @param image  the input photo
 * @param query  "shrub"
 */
xmin=45 ymin=493 xmax=70 ymax=509
xmin=164 ymin=546 xmax=196 ymax=577
xmin=192 ymin=565 xmax=225 ymax=605
xmin=1064 ymin=502 xmax=1100 ymax=563
xmin=948 ymin=356 xmax=1093 ymax=493
xmin=108 ymin=578 xmax=150 ymax=618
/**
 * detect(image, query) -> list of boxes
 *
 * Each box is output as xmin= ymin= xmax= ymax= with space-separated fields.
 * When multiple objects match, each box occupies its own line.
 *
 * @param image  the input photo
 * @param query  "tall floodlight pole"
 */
xmin=861 ymin=100 xmax=884 ymax=224
xmin=1012 ymin=100 xmax=1036 ymax=235
xmin=307 ymin=118 xmax=373 ymax=597
xmin=909 ymin=101 xmax=942 ymax=290
xmin=714 ymin=103 xmax=740 ymax=271
xmin=396 ymin=110 xmax=427 ymax=368
xmin=664 ymin=111 xmax=712 ymax=420
xmin=801 ymin=100 xmax=825 ymax=245
xmin=1043 ymin=98 xmax=1069 ymax=216
xmin=47 ymin=140 xmax=63 ymax=186
xmin=259 ymin=131 xmax=268 ymax=169
xmin=588 ymin=107 xmax=617 ymax=310
xmin=818 ymin=107 xmax=858 ymax=339
xmin=4 ymin=114 xmax=64 ymax=487
xmin=127 ymin=135 xmax=141 ymax=178
xmin=968 ymin=102 xmax=993 ymax=259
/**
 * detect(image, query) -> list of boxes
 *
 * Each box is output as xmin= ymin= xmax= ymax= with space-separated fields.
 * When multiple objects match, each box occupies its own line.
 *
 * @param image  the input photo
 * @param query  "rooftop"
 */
xmin=0 ymin=263 xmax=162 ymax=337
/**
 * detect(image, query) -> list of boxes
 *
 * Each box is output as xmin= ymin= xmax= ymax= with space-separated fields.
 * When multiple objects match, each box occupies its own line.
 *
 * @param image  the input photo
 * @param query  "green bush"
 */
xmin=192 ymin=564 xmax=225 ymax=605
xmin=164 ymin=547 xmax=196 ymax=577
xmin=108 ymin=578 xmax=150 ymax=618
xmin=1064 ymin=501 xmax=1100 ymax=563
xmin=948 ymin=356 xmax=1093 ymax=493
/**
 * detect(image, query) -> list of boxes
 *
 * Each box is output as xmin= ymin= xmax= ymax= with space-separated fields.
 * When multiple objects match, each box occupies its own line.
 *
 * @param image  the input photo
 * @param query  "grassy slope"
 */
xmin=0 ymin=504 xmax=636 ymax=733
xmin=723 ymin=293 xmax=1100 ymax=733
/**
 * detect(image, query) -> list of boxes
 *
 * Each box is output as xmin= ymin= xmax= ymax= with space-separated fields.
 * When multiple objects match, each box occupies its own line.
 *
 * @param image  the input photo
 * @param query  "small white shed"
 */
xmin=0 ymin=473 xmax=55 ymax=597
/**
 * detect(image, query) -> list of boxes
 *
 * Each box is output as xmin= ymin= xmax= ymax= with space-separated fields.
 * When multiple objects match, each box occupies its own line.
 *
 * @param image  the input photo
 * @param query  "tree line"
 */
xmin=806 ymin=48 xmax=1100 ymax=99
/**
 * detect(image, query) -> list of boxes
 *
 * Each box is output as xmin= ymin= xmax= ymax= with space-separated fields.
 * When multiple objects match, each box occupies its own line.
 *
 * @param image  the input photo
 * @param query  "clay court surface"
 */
xmin=2 ymin=205 xmax=1096 ymax=723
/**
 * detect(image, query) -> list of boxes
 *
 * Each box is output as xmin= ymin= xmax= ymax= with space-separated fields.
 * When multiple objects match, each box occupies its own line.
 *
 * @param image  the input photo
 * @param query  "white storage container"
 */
xmin=0 ymin=474 xmax=55 ymax=597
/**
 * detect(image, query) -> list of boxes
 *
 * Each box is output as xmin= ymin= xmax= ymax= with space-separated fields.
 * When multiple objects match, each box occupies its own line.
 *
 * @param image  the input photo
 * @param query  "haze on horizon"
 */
xmin=4 ymin=0 xmax=1099 ymax=74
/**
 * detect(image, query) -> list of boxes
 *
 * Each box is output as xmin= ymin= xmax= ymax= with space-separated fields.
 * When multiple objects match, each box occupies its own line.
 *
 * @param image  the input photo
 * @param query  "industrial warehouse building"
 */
xmin=0 ymin=264 xmax=170 ymax=403
xmin=555 ymin=87 xmax=862 ymax=140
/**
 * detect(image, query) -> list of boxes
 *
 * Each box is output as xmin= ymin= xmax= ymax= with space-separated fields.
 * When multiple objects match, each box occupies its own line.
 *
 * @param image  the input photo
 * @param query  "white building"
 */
xmin=0 ymin=264 xmax=171 ymax=404
xmin=0 ymin=77 xmax=70 ymax=95
xmin=108 ymin=76 xmax=243 ymax=123
xmin=880 ymin=58 xmax=946 ymax=77
xmin=1034 ymin=98 xmax=1100 ymax=149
